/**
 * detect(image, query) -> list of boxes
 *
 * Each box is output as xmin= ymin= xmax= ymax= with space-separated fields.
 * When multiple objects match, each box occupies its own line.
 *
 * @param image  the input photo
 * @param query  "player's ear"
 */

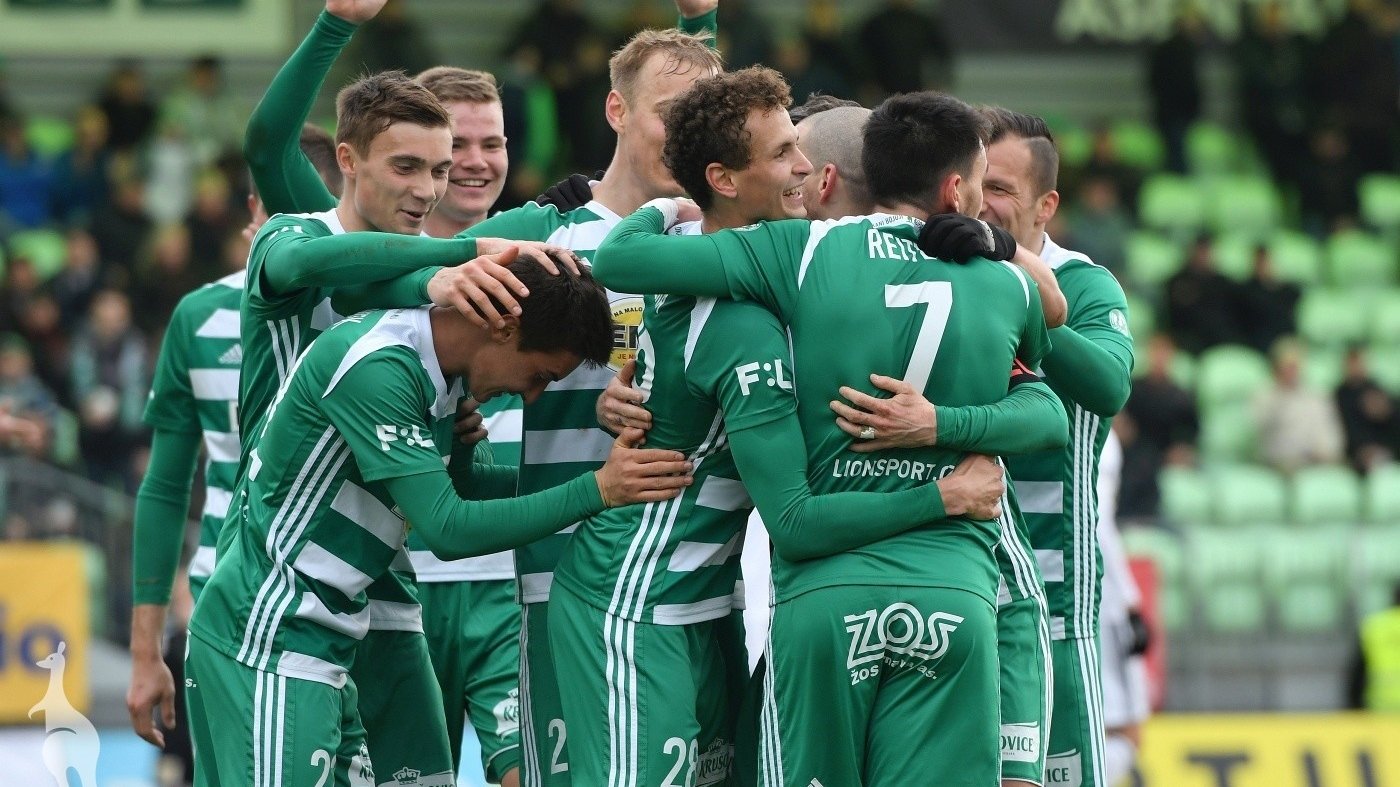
xmin=819 ymin=163 xmax=839 ymax=204
xmin=1036 ymin=189 xmax=1060 ymax=226
xmin=489 ymin=315 xmax=521 ymax=344
xmin=605 ymin=90 xmax=627 ymax=134
xmin=941 ymin=172 xmax=963 ymax=215
xmin=335 ymin=142 xmax=357 ymax=178
xmin=706 ymin=162 xmax=737 ymax=201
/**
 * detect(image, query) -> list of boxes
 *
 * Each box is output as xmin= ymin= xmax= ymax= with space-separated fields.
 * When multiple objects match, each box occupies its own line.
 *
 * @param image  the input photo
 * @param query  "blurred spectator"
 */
xmin=774 ymin=36 xmax=852 ymax=106
xmin=506 ymin=0 xmax=595 ymax=94
xmin=1146 ymin=12 xmax=1204 ymax=174
xmin=0 ymin=255 xmax=43 ymax=333
xmin=1064 ymin=176 xmax=1131 ymax=278
xmin=1348 ymin=583 xmax=1400 ymax=711
xmin=220 ymin=229 xmax=251 ymax=276
xmin=96 ymin=61 xmax=157 ymax=154
xmin=0 ymin=113 xmax=55 ymax=236
xmin=1117 ymin=333 xmax=1198 ymax=519
xmin=498 ymin=46 xmax=558 ymax=209
xmin=90 ymin=167 xmax=154 ymax=274
xmin=143 ymin=118 xmax=198 ymax=225
xmin=0 ymin=335 xmax=59 ymax=461
xmin=49 ymin=227 xmax=104 ymax=327
xmin=341 ymin=0 xmax=439 ymax=78
xmin=716 ymin=0 xmax=774 ymax=70
xmin=1234 ymin=244 xmax=1300 ymax=354
xmin=50 ymin=106 xmax=112 ymax=227
xmin=184 ymin=170 xmax=241 ymax=279
xmin=858 ymin=0 xmax=951 ymax=97
xmin=158 ymin=56 xmax=245 ymax=168
xmin=1165 ymin=235 xmax=1240 ymax=354
xmin=1335 ymin=345 xmax=1400 ymax=473
xmin=15 ymin=294 xmax=70 ymax=400
xmin=1075 ymin=123 xmax=1141 ymax=213
xmin=69 ymin=290 xmax=148 ymax=489
xmin=1254 ymin=338 xmax=1345 ymax=473
xmin=132 ymin=224 xmax=202 ymax=336
xmin=1297 ymin=124 xmax=1362 ymax=236
xmin=556 ymin=32 xmax=614 ymax=175
xmin=801 ymin=0 xmax=858 ymax=96
xmin=1308 ymin=2 xmax=1400 ymax=176
xmin=1235 ymin=2 xmax=1311 ymax=188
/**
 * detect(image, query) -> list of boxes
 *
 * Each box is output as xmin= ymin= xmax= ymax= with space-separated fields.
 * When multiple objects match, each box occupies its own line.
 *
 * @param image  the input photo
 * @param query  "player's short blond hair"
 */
xmin=608 ymin=28 xmax=722 ymax=105
xmin=415 ymin=67 xmax=501 ymax=106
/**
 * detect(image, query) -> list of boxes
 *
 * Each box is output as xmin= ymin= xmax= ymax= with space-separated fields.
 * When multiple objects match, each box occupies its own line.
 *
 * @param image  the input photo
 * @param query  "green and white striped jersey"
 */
xmin=460 ymin=199 xmax=629 ymax=603
xmin=407 ymin=394 xmax=521 ymax=583
xmin=1006 ymin=235 xmax=1133 ymax=640
xmin=192 ymin=307 xmax=459 ymax=687
xmin=555 ymin=224 xmax=796 ymax=624
xmin=143 ymin=270 xmax=245 ymax=589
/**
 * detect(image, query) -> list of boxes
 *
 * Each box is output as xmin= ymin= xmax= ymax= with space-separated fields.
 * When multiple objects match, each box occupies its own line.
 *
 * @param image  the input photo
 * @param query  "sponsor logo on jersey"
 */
xmin=218 ymin=343 xmax=243 ymax=366
xmin=733 ymin=359 xmax=793 ymax=396
xmin=494 ymin=687 xmax=520 ymax=736
xmin=1001 ymin=722 xmax=1042 ymax=763
xmin=843 ymin=604 xmax=963 ymax=685
xmin=350 ymin=743 xmax=375 ymax=787
xmin=1046 ymin=750 xmax=1083 ymax=786
xmin=375 ymin=424 xmax=435 ymax=452
xmin=392 ymin=767 xmax=421 ymax=784
xmin=830 ymin=458 xmax=954 ymax=481
xmin=696 ymin=739 xmax=733 ymax=786
xmin=609 ymin=296 xmax=645 ymax=371
xmin=1109 ymin=309 xmax=1130 ymax=336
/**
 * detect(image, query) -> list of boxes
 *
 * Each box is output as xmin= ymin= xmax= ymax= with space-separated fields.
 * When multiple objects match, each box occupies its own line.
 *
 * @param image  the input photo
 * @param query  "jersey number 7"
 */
xmin=885 ymin=282 xmax=953 ymax=391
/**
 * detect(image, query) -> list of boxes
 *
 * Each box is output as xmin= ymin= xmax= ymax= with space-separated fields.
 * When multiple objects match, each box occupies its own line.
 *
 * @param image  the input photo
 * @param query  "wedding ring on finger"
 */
xmin=859 ymin=425 xmax=877 ymax=441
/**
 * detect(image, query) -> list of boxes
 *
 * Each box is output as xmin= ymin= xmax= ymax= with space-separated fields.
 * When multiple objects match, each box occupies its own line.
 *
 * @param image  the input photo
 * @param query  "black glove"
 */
xmin=534 ymin=172 xmax=600 ymax=211
xmin=1127 ymin=608 xmax=1151 ymax=656
xmin=916 ymin=213 xmax=1017 ymax=262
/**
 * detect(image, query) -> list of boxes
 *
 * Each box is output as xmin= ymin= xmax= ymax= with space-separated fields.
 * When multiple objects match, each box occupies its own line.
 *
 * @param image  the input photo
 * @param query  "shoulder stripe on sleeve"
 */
xmin=998 ymin=261 xmax=1032 ymax=307
xmin=797 ymin=216 xmax=865 ymax=288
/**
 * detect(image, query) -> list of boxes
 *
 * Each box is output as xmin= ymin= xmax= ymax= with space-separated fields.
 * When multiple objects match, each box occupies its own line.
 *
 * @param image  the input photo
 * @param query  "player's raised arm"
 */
xmin=1037 ymin=265 xmax=1135 ymax=418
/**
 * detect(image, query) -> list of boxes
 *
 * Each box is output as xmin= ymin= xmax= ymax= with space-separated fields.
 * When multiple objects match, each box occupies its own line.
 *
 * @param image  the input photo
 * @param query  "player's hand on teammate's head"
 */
xmin=453 ymin=397 xmax=488 ymax=446
xmin=917 ymin=213 xmax=1016 ymax=263
xmin=596 ymin=360 xmax=652 ymax=434
xmin=534 ymin=173 xmax=596 ymax=212
xmin=325 ymin=0 xmax=388 ymax=24
xmin=936 ymin=453 xmax=1005 ymax=521
xmin=595 ymin=427 xmax=693 ymax=506
xmin=428 ymin=246 xmax=526 ymax=330
xmin=831 ymin=373 xmax=938 ymax=452
xmin=475 ymin=238 xmax=582 ymax=277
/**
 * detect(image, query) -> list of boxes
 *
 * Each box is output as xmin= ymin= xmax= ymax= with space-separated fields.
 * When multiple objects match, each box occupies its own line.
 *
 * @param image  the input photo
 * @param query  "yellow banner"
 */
xmin=0 ymin=543 xmax=91 ymax=723
xmin=1137 ymin=713 xmax=1400 ymax=787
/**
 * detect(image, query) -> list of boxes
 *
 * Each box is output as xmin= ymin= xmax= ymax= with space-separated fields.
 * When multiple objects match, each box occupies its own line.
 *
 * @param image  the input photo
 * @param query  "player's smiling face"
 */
xmin=440 ymin=100 xmax=507 ymax=225
xmin=979 ymin=137 xmax=1040 ymax=246
xmin=346 ymin=121 xmax=452 ymax=235
xmin=731 ymin=108 xmax=812 ymax=222
xmin=624 ymin=53 xmax=716 ymax=198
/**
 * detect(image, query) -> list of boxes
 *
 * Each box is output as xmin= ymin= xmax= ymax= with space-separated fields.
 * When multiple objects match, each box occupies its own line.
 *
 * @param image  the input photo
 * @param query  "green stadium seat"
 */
xmin=1371 ymin=291 xmax=1400 ymax=344
xmin=1269 ymin=231 xmax=1324 ymax=285
xmin=1185 ymin=122 xmax=1243 ymax=175
xmin=1359 ymin=174 xmax=1400 ymax=233
xmin=1125 ymin=231 xmax=1183 ymax=288
xmin=1208 ymin=176 xmax=1283 ymax=240
xmin=1326 ymin=230 xmax=1397 ymax=288
xmin=7 ymin=229 xmax=66 ymax=281
xmin=1364 ymin=464 xmax=1400 ymax=524
xmin=1303 ymin=347 xmax=1343 ymax=393
xmin=1188 ymin=528 xmax=1268 ymax=633
xmin=1111 ymin=120 xmax=1166 ymax=170
xmin=1263 ymin=526 xmax=1348 ymax=632
xmin=1055 ymin=124 xmax=1092 ymax=170
xmin=1121 ymin=526 xmax=1188 ymax=631
xmin=1139 ymin=175 xmax=1206 ymax=240
xmin=1211 ymin=233 xmax=1255 ymax=281
xmin=1212 ymin=465 xmax=1287 ymax=525
xmin=1123 ymin=292 xmax=1155 ymax=345
xmin=1367 ymin=345 xmax=1400 ymax=395
xmin=1199 ymin=403 xmax=1259 ymax=462
xmin=1195 ymin=344 xmax=1272 ymax=411
xmin=1290 ymin=465 xmax=1363 ymax=525
xmin=1159 ymin=466 xmax=1211 ymax=526
xmin=1298 ymin=289 xmax=1370 ymax=347
xmin=1353 ymin=528 xmax=1400 ymax=616
xmin=24 ymin=115 xmax=74 ymax=157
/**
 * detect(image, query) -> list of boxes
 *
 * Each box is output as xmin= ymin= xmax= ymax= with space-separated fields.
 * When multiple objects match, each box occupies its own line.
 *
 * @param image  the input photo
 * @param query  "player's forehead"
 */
xmin=368 ymin=121 xmax=452 ymax=162
xmin=445 ymin=100 xmax=505 ymax=140
xmin=986 ymin=137 xmax=1032 ymax=182
xmin=745 ymin=108 xmax=797 ymax=157
xmin=634 ymin=51 xmax=715 ymax=108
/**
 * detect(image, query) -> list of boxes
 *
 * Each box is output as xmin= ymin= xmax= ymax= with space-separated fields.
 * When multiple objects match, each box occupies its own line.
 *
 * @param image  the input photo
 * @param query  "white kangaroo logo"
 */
xmin=29 ymin=641 xmax=99 ymax=787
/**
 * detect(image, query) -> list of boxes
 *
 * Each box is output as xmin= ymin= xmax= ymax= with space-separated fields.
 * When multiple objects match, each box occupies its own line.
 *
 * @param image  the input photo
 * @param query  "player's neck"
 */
xmin=875 ymin=201 xmax=931 ymax=222
xmin=1022 ymin=227 xmax=1047 ymax=256
xmin=428 ymin=307 xmax=476 ymax=378
xmin=334 ymin=198 xmax=373 ymax=234
xmin=424 ymin=208 xmax=484 ymax=240
xmin=701 ymin=201 xmax=753 ymax=234
xmin=592 ymin=155 xmax=652 ymax=217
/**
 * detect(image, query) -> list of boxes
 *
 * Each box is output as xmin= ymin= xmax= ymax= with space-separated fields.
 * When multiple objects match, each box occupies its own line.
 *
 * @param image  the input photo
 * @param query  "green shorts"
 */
xmin=520 ymin=601 xmax=570 ymax=786
xmin=419 ymin=579 xmax=522 ymax=782
xmin=547 ymin=584 xmax=741 ymax=786
xmin=1045 ymin=636 xmax=1107 ymax=787
xmin=185 ymin=633 xmax=375 ymax=787
xmin=760 ymin=584 xmax=999 ymax=787
xmin=997 ymin=593 xmax=1052 ymax=784
xmin=351 ymin=628 xmax=455 ymax=787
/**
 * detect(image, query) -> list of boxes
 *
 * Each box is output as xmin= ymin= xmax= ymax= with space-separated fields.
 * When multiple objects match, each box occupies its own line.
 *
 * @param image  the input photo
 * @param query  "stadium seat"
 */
xmin=1159 ymin=465 xmax=1211 ymax=526
xmin=24 ymin=115 xmax=74 ymax=157
xmin=1326 ymin=230 xmax=1397 ymax=288
xmin=1121 ymin=526 xmax=1188 ymax=631
xmin=1302 ymin=347 xmax=1343 ymax=393
xmin=1367 ymin=345 xmax=1400 ymax=395
xmin=1185 ymin=121 xmax=1243 ymax=175
xmin=1208 ymin=176 xmax=1283 ymax=240
xmin=1298 ymin=289 xmax=1370 ymax=347
xmin=1138 ymin=176 xmax=1206 ymax=240
xmin=1054 ymin=123 xmax=1092 ymax=170
xmin=1290 ymin=465 xmax=1363 ymax=525
xmin=1263 ymin=526 xmax=1348 ymax=632
xmin=1124 ymin=231 xmax=1183 ymax=288
xmin=1359 ymin=174 xmax=1400 ymax=233
xmin=1268 ymin=231 xmax=1324 ymax=285
xmin=1212 ymin=465 xmax=1287 ymax=525
xmin=1364 ymin=464 xmax=1400 ymax=524
xmin=7 ymin=228 xmax=66 ymax=281
xmin=1123 ymin=292 xmax=1155 ymax=344
xmin=1352 ymin=528 xmax=1400 ymax=616
xmin=1371 ymin=291 xmax=1400 ymax=345
xmin=1195 ymin=344 xmax=1272 ymax=411
xmin=1211 ymin=233 xmax=1255 ymax=281
xmin=1111 ymin=120 xmax=1166 ymax=171
xmin=1199 ymin=404 xmax=1258 ymax=463
xmin=1188 ymin=528 xmax=1268 ymax=633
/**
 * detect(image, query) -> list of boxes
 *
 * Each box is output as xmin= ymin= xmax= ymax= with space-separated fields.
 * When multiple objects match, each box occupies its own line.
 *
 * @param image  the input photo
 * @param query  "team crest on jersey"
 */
xmin=609 ymin=296 xmax=645 ymax=371
xmin=494 ymin=687 xmax=520 ymax=736
xmin=1109 ymin=309 xmax=1130 ymax=336
xmin=843 ymin=604 xmax=963 ymax=685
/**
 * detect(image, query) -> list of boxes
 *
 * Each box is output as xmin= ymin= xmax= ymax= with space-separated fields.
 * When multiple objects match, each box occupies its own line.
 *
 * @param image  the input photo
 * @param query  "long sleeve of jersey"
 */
xmin=446 ymin=438 xmax=519 ymax=500
xmin=258 ymin=226 xmax=479 ymax=295
xmin=331 ymin=268 xmax=439 ymax=315
xmin=935 ymin=381 xmax=1068 ymax=455
xmin=1040 ymin=325 xmax=1133 ymax=418
xmin=386 ymin=470 xmax=602 ymax=560
xmin=728 ymin=416 xmax=948 ymax=563
xmin=594 ymin=206 xmax=733 ymax=296
xmin=243 ymin=10 xmax=351 ymax=215
xmin=131 ymin=428 xmax=202 ymax=605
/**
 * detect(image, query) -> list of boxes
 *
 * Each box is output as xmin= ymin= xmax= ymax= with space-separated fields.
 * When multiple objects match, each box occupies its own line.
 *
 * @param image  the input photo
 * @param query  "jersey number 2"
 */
xmin=885 ymin=282 xmax=953 ymax=391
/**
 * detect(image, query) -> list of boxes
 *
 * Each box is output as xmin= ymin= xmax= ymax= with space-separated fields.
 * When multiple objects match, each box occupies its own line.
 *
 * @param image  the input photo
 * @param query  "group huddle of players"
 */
xmin=124 ymin=2 xmax=1140 ymax=786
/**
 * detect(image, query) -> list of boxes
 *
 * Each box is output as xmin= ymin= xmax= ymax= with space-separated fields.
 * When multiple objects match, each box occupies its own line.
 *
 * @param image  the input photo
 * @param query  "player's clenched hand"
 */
xmin=127 ymin=653 xmax=176 ymax=747
xmin=595 ymin=427 xmax=692 ymax=506
xmin=454 ymin=398 xmax=488 ymax=447
xmin=935 ymin=454 xmax=1004 ymax=520
xmin=917 ymin=213 xmax=1016 ymax=262
xmin=475 ymin=238 xmax=582 ymax=277
xmin=596 ymin=360 xmax=652 ymax=433
xmin=325 ymin=0 xmax=388 ymax=24
xmin=428 ymin=246 xmax=526 ymax=329
xmin=832 ymin=373 xmax=938 ymax=452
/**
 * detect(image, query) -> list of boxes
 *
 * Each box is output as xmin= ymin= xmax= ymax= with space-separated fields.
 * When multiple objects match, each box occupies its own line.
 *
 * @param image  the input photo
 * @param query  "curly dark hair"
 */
xmin=662 ymin=67 xmax=792 ymax=211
